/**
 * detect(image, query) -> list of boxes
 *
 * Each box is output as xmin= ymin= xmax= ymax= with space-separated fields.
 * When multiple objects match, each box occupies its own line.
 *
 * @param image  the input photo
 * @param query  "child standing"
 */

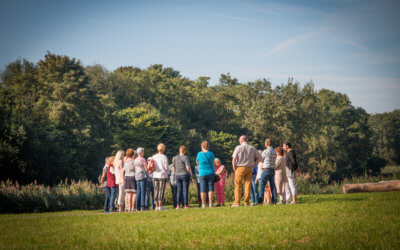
xmin=214 ymin=158 xmax=227 ymax=206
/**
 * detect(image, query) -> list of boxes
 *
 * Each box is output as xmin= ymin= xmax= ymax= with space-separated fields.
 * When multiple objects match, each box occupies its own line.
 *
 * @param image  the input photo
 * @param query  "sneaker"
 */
xmin=250 ymin=203 xmax=257 ymax=206
xmin=159 ymin=206 xmax=167 ymax=210
xmin=231 ymin=204 xmax=240 ymax=207
xmin=216 ymin=204 xmax=221 ymax=207
xmin=176 ymin=205 xmax=180 ymax=210
xmin=202 ymin=205 xmax=206 ymax=208
xmin=276 ymin=201 xmax=284 ymax=205
xmin=222 ymin=204 xmax=225 ymax=207
xmin=184 ymin=205 xmax=189 ymax=209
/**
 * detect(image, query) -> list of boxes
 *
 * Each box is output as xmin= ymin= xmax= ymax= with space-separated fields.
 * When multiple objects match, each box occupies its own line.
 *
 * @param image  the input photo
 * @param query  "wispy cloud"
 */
xmin=206 ymin=13 xmax=257 ymax=22
xmin=256 ymin=31 xmax=318 ymax=60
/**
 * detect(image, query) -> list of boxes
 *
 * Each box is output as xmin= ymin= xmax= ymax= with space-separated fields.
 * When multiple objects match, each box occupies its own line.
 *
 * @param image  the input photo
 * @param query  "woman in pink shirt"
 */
xmin=214 ymin=158 xmax=226 ymax=206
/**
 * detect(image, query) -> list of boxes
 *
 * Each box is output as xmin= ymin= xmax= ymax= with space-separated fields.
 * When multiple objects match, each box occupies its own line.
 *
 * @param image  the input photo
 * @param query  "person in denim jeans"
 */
xmin=134 ymin=147 xmax=148 ymax=211
xmin=196 ymin=141 xmax=216 ymax=208
xmin=258 ymin=138 xmax=277 ymax=204
xmin=145 ymin=160 xmax=155 ymax=210
xmin=250 ymin=162 xmax=258 ymax=205
xmin=173 ymin=146 xmax=193 ymax=209
xmin=102 ymin=156 xmax=117 ymax=212
xmin=100 ymin=157 xmax=112 ymax=212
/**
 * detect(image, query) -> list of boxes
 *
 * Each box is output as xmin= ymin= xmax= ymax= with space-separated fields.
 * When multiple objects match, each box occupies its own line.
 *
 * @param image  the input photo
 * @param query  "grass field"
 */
xmin=1 ymin=192 xmax=399 ymax=249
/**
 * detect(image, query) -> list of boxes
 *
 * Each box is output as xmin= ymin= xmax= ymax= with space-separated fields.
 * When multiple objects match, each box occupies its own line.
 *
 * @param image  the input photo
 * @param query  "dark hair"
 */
xmin=283 ymin=141 xmax=292 ymax=148
xmin=265 ymin=138 xmax=272 ymax=146
xmin=275 ymin=146 xmax=284 ymax=156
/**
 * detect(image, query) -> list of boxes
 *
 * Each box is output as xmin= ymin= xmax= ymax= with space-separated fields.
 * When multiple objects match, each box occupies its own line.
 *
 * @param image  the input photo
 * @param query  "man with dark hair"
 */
xmin=283 ymin=141 xmax=300 ymax=204
xmin=258 ymin=138 xmax=277 ymax=205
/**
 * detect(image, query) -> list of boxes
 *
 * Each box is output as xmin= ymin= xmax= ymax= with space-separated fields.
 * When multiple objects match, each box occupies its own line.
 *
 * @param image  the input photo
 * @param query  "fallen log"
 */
xmin=343 ymin=180 xmax=400 ymax=194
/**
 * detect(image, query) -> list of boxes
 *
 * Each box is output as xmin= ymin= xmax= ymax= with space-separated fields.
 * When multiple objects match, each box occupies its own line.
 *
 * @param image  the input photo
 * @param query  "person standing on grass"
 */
xmin=214 ymin=158 xmax=226 ymax=207
xmin=100 ymin=157 xmax=112 ymax=213
xmin=152 ymin=143 xmax=170 ymax=211
xmin=134 ymin=147 xmax=148 ymax=211
xmin=113 ymin=150 xmax=125 ymax=212
xmin=258 ymin=138 xmax=277 ymax=205
xmin=231 ymin=136 xmax=262 ymax=207
xmin=103 ymin=156 xmax=117 ymax=212
xmin=173 ymin=145 xmax=193 ymax=209
xmin=145 ymin=157 xmax=155 ymax=210
xmin=274 ymin=147 xmax=287 ymax=204
xmin=196 ymin=141 xmax=216 ymax=208
xmin=283 ymin=141 xmax=301 ymax=204
xmin=194 ymin=165 xmax=202 ymax=207
xmin=250 ymin=158 xmax=259 ymax=206
xmin=123 ymin=148 xmax=137 ymax=211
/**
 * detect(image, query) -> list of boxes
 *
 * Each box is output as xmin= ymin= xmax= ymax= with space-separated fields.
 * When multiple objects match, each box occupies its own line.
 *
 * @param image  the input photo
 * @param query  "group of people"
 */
xmin=99 ymin=135 xmax=299 ymax=213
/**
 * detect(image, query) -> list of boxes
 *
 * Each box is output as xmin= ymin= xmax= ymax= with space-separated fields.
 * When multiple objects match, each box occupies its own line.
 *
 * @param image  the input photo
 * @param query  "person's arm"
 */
xmin=172 ymin=157 xmax=176 ymax=173
xmin=122 ymin=168 xmax=125 ymax=186
xmin=275 ymin=157 xmax=282 ymax=170
xmin=232 ymin=157 xmax=237 ymax=172
xmin=100 ymin=173 xmax=106 ymax=187
xmin=254 ymin=148 xmax=262 ymax=166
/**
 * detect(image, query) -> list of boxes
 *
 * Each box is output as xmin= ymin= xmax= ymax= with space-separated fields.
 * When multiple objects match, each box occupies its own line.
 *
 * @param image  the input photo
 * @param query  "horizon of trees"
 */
xmin=1 ymin=53 xmax=399 ymax=185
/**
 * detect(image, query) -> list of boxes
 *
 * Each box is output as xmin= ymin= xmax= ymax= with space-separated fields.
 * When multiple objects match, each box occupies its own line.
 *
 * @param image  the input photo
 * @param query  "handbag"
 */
xmin=203 ymin=152 xmax=220 ymax=183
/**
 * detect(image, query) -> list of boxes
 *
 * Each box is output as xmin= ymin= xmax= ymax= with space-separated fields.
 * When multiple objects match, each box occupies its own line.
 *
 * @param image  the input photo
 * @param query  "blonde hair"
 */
xmin=201 ymin=141 xmax=209 ymax=150
xmin=157 ymin=143 xmax=165 ymax=153
xmin=214 ymin=158 xmax=221 ymax=166
xmin=113 ymin=150 xmax=125 ymax=165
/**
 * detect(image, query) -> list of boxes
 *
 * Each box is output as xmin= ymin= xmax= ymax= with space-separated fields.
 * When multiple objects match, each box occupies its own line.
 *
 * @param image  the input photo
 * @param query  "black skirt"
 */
xmin=125 ymin=176 xmax=137 ymax=192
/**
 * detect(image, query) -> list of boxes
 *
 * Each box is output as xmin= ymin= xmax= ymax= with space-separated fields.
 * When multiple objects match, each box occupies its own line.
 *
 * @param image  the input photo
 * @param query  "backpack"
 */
xmin=148 ymin=158 xmax=156 ymax=172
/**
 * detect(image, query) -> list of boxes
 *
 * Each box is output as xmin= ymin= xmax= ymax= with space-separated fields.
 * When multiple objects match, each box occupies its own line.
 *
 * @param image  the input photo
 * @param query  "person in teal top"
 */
xmin=196 ymin=141 xmax=216 ymax=208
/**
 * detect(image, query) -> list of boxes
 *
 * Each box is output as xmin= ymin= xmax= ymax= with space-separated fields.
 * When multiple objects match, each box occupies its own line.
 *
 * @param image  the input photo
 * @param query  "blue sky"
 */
xmin=1 ymin=0 xmax=399 ymax=113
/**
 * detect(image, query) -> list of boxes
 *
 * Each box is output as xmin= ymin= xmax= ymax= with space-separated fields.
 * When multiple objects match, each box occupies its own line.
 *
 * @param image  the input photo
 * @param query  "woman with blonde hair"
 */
xmin=152 ymin=143 xmax=170 ymax=210
xmin=113 ymin=150 xmax=125 ymax=212
xmin=123 ymin=148 xmax=137 ymax=211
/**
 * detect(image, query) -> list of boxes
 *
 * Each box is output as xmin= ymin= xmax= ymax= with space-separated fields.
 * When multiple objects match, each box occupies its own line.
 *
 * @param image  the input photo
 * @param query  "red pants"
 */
xmin=215 ymin=179 xmax=226 ymax=205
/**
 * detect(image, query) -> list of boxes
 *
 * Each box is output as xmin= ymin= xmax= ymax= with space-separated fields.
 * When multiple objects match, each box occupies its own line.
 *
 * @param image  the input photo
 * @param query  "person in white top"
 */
xmin=113 ymin=150 xmax=125 ymax=212
xmin=152 ymin=143 xmax=170 ymax=210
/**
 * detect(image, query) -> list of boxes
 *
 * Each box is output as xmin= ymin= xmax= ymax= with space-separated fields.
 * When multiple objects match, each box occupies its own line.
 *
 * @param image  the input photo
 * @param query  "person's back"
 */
xmin=196 ymin=151 xmax=215 ymax=176
xmin=234 ymin=142 xmax=259 ymax=167
xmin=153 ymin=153 xmax=169 ymax=179
xmin=262 ymin=147 xmax=277 ymax=169
xmin=134 ymin=157 xmax=147 ymax=180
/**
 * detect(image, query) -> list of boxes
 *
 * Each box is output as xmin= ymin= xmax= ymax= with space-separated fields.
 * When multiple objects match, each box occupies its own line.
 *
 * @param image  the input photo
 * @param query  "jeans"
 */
xmin=196 ymin=182 xmax=201 ymax=203
xmin=170 ymin=183 xmax=178 ymax=207
xmin=110 ymin=186 xmax=117 ymax=211
xmin=258 ymin=169 xmax=277 ymax=204
xmin=136 ymin=178 xmax=147 ymax=209
xmin=251 ymin=179 xmax=258 ymax=204
xmin=199 ymin=174 xmax=215 ymax=193
xmin=104 ymin=186 xmax=111 ymax=212
xmin=176 ymin=174 xmax=190 ymax=206
xmin=145 ymin=180 xmax=155 ymax=209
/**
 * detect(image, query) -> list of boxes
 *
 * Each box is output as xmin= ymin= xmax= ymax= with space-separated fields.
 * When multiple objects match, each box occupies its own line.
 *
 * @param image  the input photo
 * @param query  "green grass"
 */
xmin=1 ymin=192 xmax=399 ymax=249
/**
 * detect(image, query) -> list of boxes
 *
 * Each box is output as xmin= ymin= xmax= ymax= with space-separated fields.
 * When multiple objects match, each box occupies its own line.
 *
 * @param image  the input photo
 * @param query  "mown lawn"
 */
xmin=1 ymin=192 xmax=399 ymax=249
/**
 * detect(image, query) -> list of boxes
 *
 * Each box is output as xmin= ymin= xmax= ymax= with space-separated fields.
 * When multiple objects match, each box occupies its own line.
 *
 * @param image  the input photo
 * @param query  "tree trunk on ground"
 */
xmin=343 ymin=180 xmax=400 ymax=193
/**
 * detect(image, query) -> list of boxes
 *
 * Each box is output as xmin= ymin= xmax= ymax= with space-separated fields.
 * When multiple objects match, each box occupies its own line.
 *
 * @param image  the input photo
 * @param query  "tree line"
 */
xmin=1 ymin=53 xmax=399 ymax=185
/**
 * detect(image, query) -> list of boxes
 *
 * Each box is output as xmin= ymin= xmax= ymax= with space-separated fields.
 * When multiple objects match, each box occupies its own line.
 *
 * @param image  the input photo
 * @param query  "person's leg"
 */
xmin=149 ymin=181 xmax=155 ymax=209
xmin=159 ymin=179 xmax=167 ymax=208
xmin=182 ymin=174 xmax=190 ymax=207
xmin=221 ymin=179 xmax=225 ymax=205
xmin=153 ymin=179 xmax=160 ymax=208
xmin=243 ymin=167 xmax=252 ymax=205
xmin=208 ymin=175 xmax=215 ymax=207
xmin=250 ymin=179 xmax=256 ymax=204
xmin=104 ymin=186 xmax=111 ymax=212
xmin=136 ymin=183 xmax=141 ymax=209
xmin=145 ymin=181 xmax=150 ymax=209
xmin=288 ymin=177 xmax=297 ymax=203
xmin=285 ymin=181 xmax=292 ymax=202
xmin=132 ymin=192 xmax=137 ymax=210
xmin=176 ymin=175 xmax=183 ymax=208
xmin=141 ymin=180 xmax=147 ymax=209
xmin=200 ymin=176 xmax=207 ymax=207
xmin=258 ymin=170 xmax=267 ymax=204
xmin=110 ymin=186 xmax=117 ymax=211
xmin=118 ymin=184 xmax=125 ymax=212
xmin=196 ymin=182 xmax=201 ymax=207
xmin=234 ymin=167 xmax=245 ymax=205
xmin=267 ymin=170 xmax=277 ymax=204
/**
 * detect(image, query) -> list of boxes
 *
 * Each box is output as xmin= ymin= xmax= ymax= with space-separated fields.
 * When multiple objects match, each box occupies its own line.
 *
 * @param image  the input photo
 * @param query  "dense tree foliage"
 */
xmin=0 ymin=53 xmax=392 ymax=185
